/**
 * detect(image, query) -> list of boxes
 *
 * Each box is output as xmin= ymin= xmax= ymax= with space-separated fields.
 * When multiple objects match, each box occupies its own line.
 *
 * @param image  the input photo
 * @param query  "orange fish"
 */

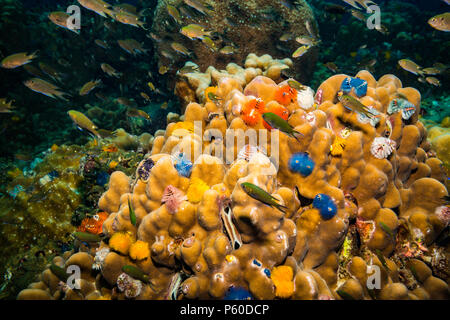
xmin=1 ymin=51 xmax=38 ymax=69
xmin=275 ymin=85 xmax=297 ymax=106
xmin=77 ymin=212 xmax=108 ymax=234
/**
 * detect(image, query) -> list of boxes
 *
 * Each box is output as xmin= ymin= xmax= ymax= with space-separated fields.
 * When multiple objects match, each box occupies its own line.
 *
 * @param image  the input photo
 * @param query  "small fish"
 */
xmin=95 ymin=39 xmax=109 ymax=49
xmin=23 ymin=64 xmax=45 ymax=77
xmin=336 ymin=289 xmax=355 ymax=300
xmin=113 ymin=10 xmax=146 ymax=29
xmin=422 ymin=67 xmax=441 ymax=75
xmin=325 ymin=4 xmax=347 ymax=14
xmin=426 ymin=77 xmax=441 ymax=86
xmin=147 ymin=82 xmax=156 ymax=91
xmin=171 ymin=42 xmax=191 ymax=56
xmin=279 ymin=33 xmax=293 ymax=41
xmin=128 ymin=197 xmax=136 ymax=226
xmin=220 ymin=201 xmax=242 ymax=251
xmin=79 ymin=79 xmax=102 ymax=96
xmin=351 ymin=9 xmax=365 ymax=21
xmin=202 ymin=36 xmax=217 ymax=52
xmin=116 ymin=97 xmax=137 ymax=107
xmin=50 ymin=264 xmax=68 ymax=281
xmin=117 ymin=39 xmax=148 ymax=55
xmin=0 ymin=98 xmax=15 ymax=113
xmin=1 ymin=51 xmax=38 ymax=69
xmin=292 ymin=45 xmax=309 ymax=58
xmin=161 ymin=102 xmax=169 ymax=110
xmin=379 ymin=222 xmax=395 ymax=240
xmin=262 ymin=112 xmax=303 ymax=142
xmin=338 ymin=92 xmax=374 ymax=119
xmin=375 ymin=249 xmax=390 ymax=270
xmin=287 ymin=79 xmax=306 ymax=91
xmin=375 ymin=24 xmax=389 ymax=35
xmin=127 ymin=108 xmax=151 ymax=121
xmin=179 ymin=65 xmax=199 ymax=74
xmin=113 ymin=3 xmax=137 ymax=14
xmin=240 ymin=182 xmax=288 ymax=214
xmin=68 ymin=110 xmax=101 ymax=138
xmin=159 ymin=65 xmax=169 ymax=75
xmin=167 ymin=4 xmax=182 ymax=24
xmin=428 ymin=12 xmax=450 ymax=32
xmin=39 ymin=62 xmax=63 ymax=82
xmin=97 ymin=129 xmax=116 ymax=138
xmin=148 ymin=32 xmax=163 ymax=42
xmin=23 ymin=78 xmax=69 ymax=100
xmin=219 ymin=45 xmax=235 ymax=55
xmin=48 ymin=11 xmax=80 ymax=34
xmin=398 ymin=59 xmax=423 ymax=76
xmin=140 ymin=92 xmax=150 ymax=101
xmin=433 ymin=62 xmax=447 ymax=71
xmin=122 ymin=265 xmax=154 ymax=288
xmin=325 ymin=62 xmax=339 ymax=73
xmin=207 ymin=92 xmax=222 ymax=103
xmin=183 ymin=0 xmax=212 ymax=16
xmin=72 ymin=231 xmax=103 ymax=242
xmin=77 ymin=0 xmax=115 ymax=18
xmin=180 ymin=24 xmax=211 ymax=40
xmin=295 ymin=36 xmax=315 ymax=46
xmin=101 ymin=63 xmax=121 ymax=78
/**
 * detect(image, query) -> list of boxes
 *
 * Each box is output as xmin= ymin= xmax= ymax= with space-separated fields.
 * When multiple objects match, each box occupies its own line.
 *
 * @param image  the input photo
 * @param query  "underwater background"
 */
xmin=0 ymin=0 xmax=448 ymax=300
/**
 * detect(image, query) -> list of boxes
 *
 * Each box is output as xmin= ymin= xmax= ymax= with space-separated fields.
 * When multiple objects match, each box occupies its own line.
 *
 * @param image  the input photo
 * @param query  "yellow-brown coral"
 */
xmin=187 ymin=177 xmax=210 ymax=203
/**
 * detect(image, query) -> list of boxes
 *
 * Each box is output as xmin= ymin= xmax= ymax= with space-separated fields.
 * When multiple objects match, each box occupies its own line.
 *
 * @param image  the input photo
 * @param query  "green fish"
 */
xmin=207 ymin=91 xmax=222 ymax=103
xmin=122 ymin=265 xmax=156 ymax=291
xmin=375 ymin=249 xmax=390 ymax=271
xmin=128 ymin=197 xmax=136 ymax=226
xmin=50 ymin=264 xmax=68 ymax=282
xmin=240 ymin=182 xmax=288 ymax=214
xmin=73 ymin=231 xmax=103 ymax=242
xmin=262 ymin=112 xmax=303 ymax=143
xmin=336 ymin=289 xmax=355 ymax=300
xmin=378 ymin=222 xmax=395 ymax=240
xmin=338 ymin=93 xmax=374 ymax=119
xmin=287 ymin=79 xmax=306 ymax=91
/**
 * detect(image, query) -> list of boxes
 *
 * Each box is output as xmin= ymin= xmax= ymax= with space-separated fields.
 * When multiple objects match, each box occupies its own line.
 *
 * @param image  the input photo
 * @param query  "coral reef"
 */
xmin=18 ymin=56 xmax=448 ymax=300
xmin=0 ymin=128 xmax=157 ymax=298
xmin=152 ymin=0 xmax=318 ymax=84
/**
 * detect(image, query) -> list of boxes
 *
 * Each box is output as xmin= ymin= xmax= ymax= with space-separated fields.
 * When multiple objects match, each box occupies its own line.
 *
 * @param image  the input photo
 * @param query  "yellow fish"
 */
xmin=0 ymin=98 xmax=15 ymax=113
xmin=101 ymin=63 xmax=122 ymax=78
xmin=127 ymin=108 xmax=151 ymax=121
xmin=77 ymin=0 xmax=115 ymax=18
xmin=48 ymin=11 xmax=80 ymax=34
xmin=117 ymin=39 xmax=148 ymax=55
xmin=292 ymin=45 xmax=309 ymax=58
xmin=113 ymin=10 xmax=146 ymax=28
xmin=180 ymin=24 xmax=211 ymax=40
xmin=23 ymin=78 xmax=70 ymax=101
xmin=68 ymin=110 xmax=101 ymax=138
xmin=1 ymin=51 xmax=38 ymax=69
xmin=79 ymin=79 xmax=102 ymax=96
xmin=428 ymin=12 xmax=450 ymax=32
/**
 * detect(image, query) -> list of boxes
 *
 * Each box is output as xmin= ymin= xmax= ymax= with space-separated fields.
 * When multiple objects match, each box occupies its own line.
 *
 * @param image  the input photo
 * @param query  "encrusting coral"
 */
xmin=18 ymin=54 xmax=449 ymax=300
